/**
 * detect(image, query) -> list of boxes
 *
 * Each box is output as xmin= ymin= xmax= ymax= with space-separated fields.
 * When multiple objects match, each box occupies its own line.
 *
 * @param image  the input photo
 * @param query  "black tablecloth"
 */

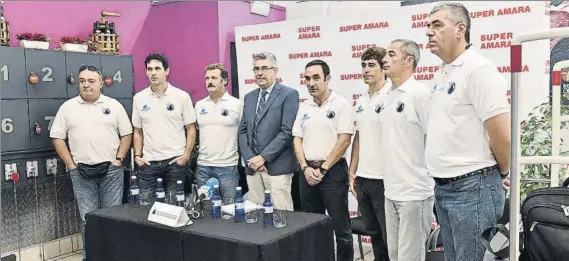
xmin=85 ymin=204 xmax=335 ymax=261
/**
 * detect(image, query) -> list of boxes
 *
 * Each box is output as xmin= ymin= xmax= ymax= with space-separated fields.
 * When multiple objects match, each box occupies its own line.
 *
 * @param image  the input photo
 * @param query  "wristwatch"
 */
xmin=500 ymin=171 xmax=509 ymax=178
xmin=319 ymin=167 xmax=329 ymax=176
xmin=302 ymin=165 xmax=309 ymax=172
xmin=116 ymin=156 xmax=124 ymax=162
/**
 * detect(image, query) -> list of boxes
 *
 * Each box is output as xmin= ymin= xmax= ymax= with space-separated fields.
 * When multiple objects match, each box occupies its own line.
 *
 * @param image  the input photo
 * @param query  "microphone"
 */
xmin=197 ymin=178 xmax=219 ymax=202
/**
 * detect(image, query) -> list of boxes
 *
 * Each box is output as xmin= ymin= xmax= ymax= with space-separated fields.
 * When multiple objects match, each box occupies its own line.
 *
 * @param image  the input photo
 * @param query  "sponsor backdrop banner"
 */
xmin=236 ymin=1 xmax=548 ymax=247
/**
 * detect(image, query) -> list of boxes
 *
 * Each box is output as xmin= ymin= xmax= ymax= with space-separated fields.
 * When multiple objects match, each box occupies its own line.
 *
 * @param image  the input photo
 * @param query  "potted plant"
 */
xmin=60 ymin=36 xmax=89 ymax=52
xmin=16 ymin=32 xmax=50 ymax=49
xmin=520 ymin=100 xmax=569 ymax=199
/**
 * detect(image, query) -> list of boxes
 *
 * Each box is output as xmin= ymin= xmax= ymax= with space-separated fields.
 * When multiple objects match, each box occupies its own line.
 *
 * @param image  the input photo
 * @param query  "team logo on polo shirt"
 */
xmin=199 ymin=108 xmax=207 ymax=115
xmin=327 ymin=110 xmax=335 ymax=119
xmin=448 ymin=82 xmax=456 ymax=94
xmin=355 ymin=105 xmax=364 ymax=114
xmin=432 ymin=84 xmax=438 ymax=93
xmin=375 ymin=103 xmax=384 ymax=114
xmin=102 ymin=108 xmax=111 ymax=115
xmin=396 ymin=101 xmax=404 ymax=113
xmin=221 ymin=109 xmax=229 ymax=116
xmin=166 ymin=103 xmax=175 ymax=111
xmin=302 ymin=113 xmax=310 ymax=120
xmin=141 ymin=104 xmax=150 ymax=111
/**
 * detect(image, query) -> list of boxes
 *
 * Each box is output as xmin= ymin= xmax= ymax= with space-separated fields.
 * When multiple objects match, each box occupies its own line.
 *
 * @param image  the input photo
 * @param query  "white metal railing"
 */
xmin=510 ymin=27 xmax=569 ymax=260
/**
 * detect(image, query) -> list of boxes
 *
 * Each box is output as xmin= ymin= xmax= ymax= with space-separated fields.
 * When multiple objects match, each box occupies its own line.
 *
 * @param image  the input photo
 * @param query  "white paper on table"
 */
xmin=221 ymin=200 xmax=262 ymax=215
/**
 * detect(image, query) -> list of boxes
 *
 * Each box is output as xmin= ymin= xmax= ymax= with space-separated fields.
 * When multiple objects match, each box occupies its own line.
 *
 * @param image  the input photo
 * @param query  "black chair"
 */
xmin=350 ymin=209 xmax=374 ymax=260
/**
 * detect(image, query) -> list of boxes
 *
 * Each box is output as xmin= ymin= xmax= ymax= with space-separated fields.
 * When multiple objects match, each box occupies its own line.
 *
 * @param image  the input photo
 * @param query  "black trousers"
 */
xmin=300 ymin=159 xmax=353 ymax=261
xmin=355 ymin=177 xmax=390 ymax=261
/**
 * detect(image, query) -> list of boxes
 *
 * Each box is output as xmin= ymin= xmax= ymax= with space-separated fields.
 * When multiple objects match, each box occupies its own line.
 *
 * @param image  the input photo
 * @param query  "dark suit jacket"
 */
xmin=238 ymin=83 xmax=300 ymax=175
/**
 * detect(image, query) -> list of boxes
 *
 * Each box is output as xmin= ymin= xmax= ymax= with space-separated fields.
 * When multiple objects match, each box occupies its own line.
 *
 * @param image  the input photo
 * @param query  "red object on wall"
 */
xmin=104 ymin=75 xmax=113 ymax=86
xmin=29 ymin=73 xmax=39 ymax=84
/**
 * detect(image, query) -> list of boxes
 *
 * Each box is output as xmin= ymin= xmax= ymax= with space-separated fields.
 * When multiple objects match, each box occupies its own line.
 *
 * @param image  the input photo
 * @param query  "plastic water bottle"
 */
xmin=156 ymin=178 xmax=165 ymax=203
xmin=211 ymin=185 xmax=221 ymax=219
xmin=234 ymin=187 xmax=245 ymax=222
xmin=263 ymin=190 xmax=274 ymax=227
xmin=175 ymin=180 xmax=185 ymax=207
xmin=129 ymin=176 xmax=140 ymax=205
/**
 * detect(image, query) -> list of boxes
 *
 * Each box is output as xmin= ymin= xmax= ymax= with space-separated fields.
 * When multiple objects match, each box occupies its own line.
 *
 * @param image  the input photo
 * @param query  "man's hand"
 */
xmin=349 ymin=175 xmax=357 ymax=198
xmin=169 ymin=155 xmax=190 ymax=166
xmin=502 ymin=177 xmax=510 ymax=190
xmin=257 ymin=165 xmax=268 ymax=173
xmin=135 ymin=156 xmax=150 ymax=167
xmin=111 ymin=160 xmax=122 ymax=167
xmin=248 ymin=155 xmax=266 ymax=170
xmin=304 ymin=167 xmax=322 ymax=186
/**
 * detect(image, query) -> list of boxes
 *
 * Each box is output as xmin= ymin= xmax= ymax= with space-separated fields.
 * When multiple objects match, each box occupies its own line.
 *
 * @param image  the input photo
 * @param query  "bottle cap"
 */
xmin=131 ymin=176 xmax=137 ymax=179
xmin=214 ymin=184 xmax=219 ymax=188
xmin=177 ymin=180 xmax=182 ymax=184
xmin=157 ymin=178 xmax=162 ymax=182
xmin=264 ymin=190 xmax=271 ymax=194
xmin=236 ymin=187 xmax=242 ymax=191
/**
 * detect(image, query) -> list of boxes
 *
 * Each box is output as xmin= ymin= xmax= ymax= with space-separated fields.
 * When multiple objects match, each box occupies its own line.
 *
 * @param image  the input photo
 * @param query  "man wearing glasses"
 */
xmin=238 ymin=52 xmax=299 ymax=210
xmin=50 ymin=65 xmax=133 ymax=261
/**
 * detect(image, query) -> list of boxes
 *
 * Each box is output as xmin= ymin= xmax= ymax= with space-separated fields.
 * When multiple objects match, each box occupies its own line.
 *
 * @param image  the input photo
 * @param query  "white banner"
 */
xmin=236 ymin=1 xmax=548 ymax=247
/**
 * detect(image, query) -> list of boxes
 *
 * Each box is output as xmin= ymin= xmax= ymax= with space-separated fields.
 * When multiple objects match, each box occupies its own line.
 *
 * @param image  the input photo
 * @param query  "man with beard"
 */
xmin=349 ymin=46 xmax=391 ymax=261
xmin=425 ymin=3 xmax=511 ymax=261
xmin=238 ymin=52 xmax=299 ymax=210
xmin=380 ymin=39 xmax=434 ymax=261
xmin=51 ymin=65 xmax=132 ymax=261
xmin=195 ymin=63 xmax=243 ymax=199
xmin=293 ymin=59 xmax=354 ymax=261
xmin=132 ymin=53 xmax=197 ymax=204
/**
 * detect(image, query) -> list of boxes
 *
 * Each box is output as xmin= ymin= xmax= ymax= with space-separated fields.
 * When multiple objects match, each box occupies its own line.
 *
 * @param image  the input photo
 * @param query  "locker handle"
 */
xmin=29 ymin=72 xmax=40 ymax=84
xmin=34 ymin=123 xmax=41 ymax=135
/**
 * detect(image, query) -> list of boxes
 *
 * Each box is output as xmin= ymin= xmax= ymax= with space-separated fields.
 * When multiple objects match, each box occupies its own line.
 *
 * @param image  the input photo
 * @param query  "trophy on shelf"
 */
xmin=0 ymin=0 xmax=10 ymax=46
xmin=90 ymin=10 xmax=120 ymax=54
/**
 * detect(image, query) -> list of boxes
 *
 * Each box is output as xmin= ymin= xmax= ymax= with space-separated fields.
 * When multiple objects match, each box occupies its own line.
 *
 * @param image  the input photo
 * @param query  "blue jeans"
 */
xmin=195 ymin=165 xmax=239 ymax=199
xmin=70 ymin=164 xmax=124 ymax=261
xmin=434 ymin=168 xmax=505 ymax=261
xmin=138 ymin=158 xmax=188 ymax=204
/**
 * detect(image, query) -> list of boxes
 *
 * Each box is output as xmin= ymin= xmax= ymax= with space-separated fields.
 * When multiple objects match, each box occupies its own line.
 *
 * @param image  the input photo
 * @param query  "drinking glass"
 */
xmin=245 ymin=208 xmax=260 ymax=224
xmin=140 ymin=192 xmax=152 ymax=206
xmin=273 ymin=209 xmax=287 ymax=228
xmin=222 ymin=197 xmax=234 ymax=219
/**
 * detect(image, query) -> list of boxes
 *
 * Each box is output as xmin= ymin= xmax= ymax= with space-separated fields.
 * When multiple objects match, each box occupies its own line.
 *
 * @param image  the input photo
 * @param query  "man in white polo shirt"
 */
xmin=132 ymin=53 xmax=197 ymax=203
xmin=195 ymin=63 xmax=243 ymax=199
xmin=293 ymin=59 xmax=354 ymax=261
xmin=51 ymin=65 xmax=132 ymax=261
xmin=380 ymin=39 xmax=434 ymax=261
xmin=425 ymin=3 xmax=511 ymax=261
xmin=349 ymin=46 xmax=390 ymax=261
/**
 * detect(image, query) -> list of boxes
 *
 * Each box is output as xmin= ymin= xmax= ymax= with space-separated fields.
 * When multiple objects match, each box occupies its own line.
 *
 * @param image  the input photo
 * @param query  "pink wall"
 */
xmin=3 ymin=1 xmax=150 ymax=53
xmin=2 ymin=1 xmax=285 ymax=102
xmin=132 ymin=1 xmax=220 ymax=100
xmin=217 ymin=1 xmax=286 ymax=97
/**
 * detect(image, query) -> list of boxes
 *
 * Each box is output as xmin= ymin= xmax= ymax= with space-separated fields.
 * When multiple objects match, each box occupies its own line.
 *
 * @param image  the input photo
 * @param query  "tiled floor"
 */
xmin=51 ymin=245 xmax=375 ymax=261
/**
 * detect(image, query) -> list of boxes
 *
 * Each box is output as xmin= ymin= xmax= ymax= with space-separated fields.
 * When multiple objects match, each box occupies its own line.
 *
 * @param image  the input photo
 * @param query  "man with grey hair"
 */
xmin=380 ymin=39 xmax=434 ymax=261
xmin=425 ymin=2 xmax=510 ymax=261
xmin=238 ymin=52 xmax=300 ymax=210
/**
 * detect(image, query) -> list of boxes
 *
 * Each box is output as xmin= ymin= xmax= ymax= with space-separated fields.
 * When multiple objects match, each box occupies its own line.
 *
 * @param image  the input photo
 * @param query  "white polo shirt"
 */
xmin=425 ymin=49 xmax=510 ymax=178
xmin=292 ymin=91 xmax=355 ymax=161
xmin=378 ymin=78 xmax=434 ymax=201
xmin=132 ymin=83 xmax=197 ymax=161
xmin=353 ymin=82 xmax=391 ymax=180
xmin=50 ymin=95 xmax=133 ymax=165
xmin=195 ymin=91 xmax=243 ymax=167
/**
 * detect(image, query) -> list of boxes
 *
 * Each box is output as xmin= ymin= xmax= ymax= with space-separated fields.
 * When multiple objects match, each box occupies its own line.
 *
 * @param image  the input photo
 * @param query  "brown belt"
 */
xmin=306 ymin=158 xmax=346 ymax=169
xmin=306 ymin=160 xmax=325 ymax=169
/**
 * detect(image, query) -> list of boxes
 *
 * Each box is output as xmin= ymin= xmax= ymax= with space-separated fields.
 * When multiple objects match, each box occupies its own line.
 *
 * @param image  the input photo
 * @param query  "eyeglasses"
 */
xmin=78 ymin=65 xmax=102 ymax=76
xmin=253 ymin=66 xmax=274 ymax=73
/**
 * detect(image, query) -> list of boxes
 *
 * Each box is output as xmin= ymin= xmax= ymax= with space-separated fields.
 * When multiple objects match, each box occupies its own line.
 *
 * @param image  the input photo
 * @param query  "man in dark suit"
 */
xmin=238 ymin=52 xmax=300 ymax=211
